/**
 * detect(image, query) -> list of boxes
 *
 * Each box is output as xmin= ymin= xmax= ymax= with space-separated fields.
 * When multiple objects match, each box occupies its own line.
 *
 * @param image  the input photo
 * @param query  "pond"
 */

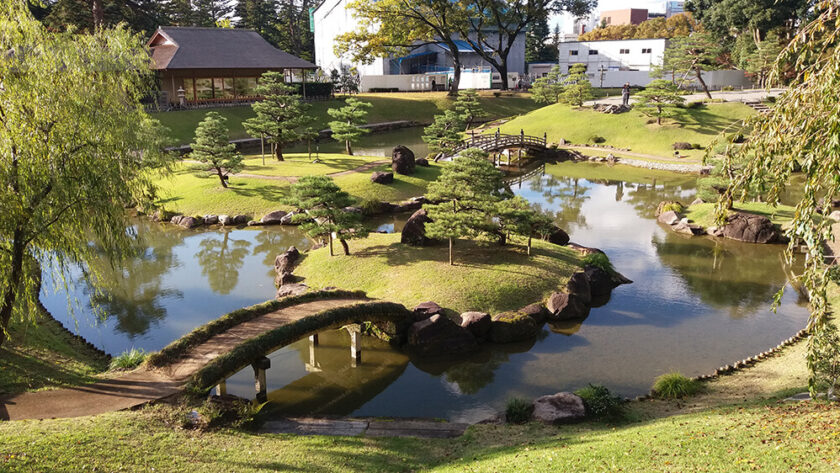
xmin=42 ymin=143 xmax=810 ymax=423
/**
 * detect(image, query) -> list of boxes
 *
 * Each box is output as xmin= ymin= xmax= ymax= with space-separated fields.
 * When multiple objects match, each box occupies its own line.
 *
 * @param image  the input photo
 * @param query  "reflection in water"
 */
xmin=196 ymin=231 xmax=252 ymax=295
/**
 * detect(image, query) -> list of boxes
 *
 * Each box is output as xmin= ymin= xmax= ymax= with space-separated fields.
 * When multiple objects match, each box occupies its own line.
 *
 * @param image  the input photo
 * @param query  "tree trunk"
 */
xmin=216 ymin=167 xmax=228 ymax=188
xmin=340 ymin=239 xmax=350 ymax=255
xmin=527 ymin=235 xmax=532 ymax=256
xmin=496 ymin=61 xmax=509 ymax=91
xmin=695 ymin=67 xmax=712 ymax=99
xmin=346 ymin=140 xmax=353 ymax=155
xmin=328 ymin=233 xmax=334 ymax=256
xmin=275 ymin=143 xmax=284 ymax=161
xmin=0 ymin=234 xmax=24 ymax=348
xmin=448 ymin=237 xmax=453 ymax=265
xmin=448 ymin=49 xmax=462 ymax=96
xmin=91 ymin=0 xmax=103 ymax=28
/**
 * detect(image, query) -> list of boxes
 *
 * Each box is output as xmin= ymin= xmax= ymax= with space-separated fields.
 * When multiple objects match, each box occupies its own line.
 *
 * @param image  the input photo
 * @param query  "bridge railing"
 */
xmin=451 ymin=130 xmax=548 ymax=156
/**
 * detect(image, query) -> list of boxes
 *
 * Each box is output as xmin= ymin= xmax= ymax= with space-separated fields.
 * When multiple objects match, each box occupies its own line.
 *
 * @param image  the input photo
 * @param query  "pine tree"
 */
xmin=286 ymin=176 xmax=368 ymax=256
xmin=192 ymin=0 xmax=233 ymax=26
xmin=190 ymin=112 xmax=243 ymax=188
xmin=525 ymin=15 xmax=557 ymax=63
xmin=243 ymin=71 xmax=310 ymax=161
xmin=561 ymin=63 xmax=593 ymax=107
xmin=495 ymin=196 xmax=554 ymax=254
xmin=327 ymin=97 xmax=372 ymax=155
xmin=663 ymin=31 xmax=723 ymax=99
xmin=453 ymin=89 xmax=487 ymax=130
xmin=530 ymin=65 xmax=564 ymax=104
xmin=422 ymin=110 xmax=465 ymax=158
xmin=423 ymin=148 xmax=506 ymax=265
xmin=235 ymin=0 xmax=279 ymax=44
xmin=634 ymin=79 xmax=685 ymax=125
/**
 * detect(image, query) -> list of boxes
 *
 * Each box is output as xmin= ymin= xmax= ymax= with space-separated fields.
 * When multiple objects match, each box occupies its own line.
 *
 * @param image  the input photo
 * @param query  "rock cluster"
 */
xmin=273 ymin=246 xmax=308 ymax=298
xmin=656 ymin=201 xmax=782 ymax=244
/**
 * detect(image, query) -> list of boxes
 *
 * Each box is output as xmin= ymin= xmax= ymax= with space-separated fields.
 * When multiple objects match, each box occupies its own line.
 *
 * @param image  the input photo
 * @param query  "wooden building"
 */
xmin=148 ymin=26 xmax=318 ymax=106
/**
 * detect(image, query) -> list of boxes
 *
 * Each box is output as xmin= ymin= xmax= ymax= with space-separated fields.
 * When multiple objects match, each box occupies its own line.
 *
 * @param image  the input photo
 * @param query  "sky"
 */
xmin=549 ymin=0 xmax=674 ymax=33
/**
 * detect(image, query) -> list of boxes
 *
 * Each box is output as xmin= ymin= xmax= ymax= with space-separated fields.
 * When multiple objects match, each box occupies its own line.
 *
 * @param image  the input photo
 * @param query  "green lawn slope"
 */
xmin=295 ymin=232 xmax=581 ymax=314
xmin=153 ymin=92 xmax=538 ymax=145
xmin=498 ymin=102 xmax=754 ymax=160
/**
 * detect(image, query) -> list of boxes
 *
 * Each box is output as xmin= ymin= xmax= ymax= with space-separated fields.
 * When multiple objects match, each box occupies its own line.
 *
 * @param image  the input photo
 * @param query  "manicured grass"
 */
xmin=153 ymin=92 xmax=538 ymax=145
xmin=333 ymin=162 xmax=443 ymax=203
xmin=239 ymin=153 xmax=384 ymax=177
xmin=500 ymin=102 xmax=754 ymax=159
xmin=0 ymin=308 xmax=108 ymax=395
xmin=295 ymin=232 xmax=581 ymax=314
xmin=685 ymin=202 xmax=797 ymax=228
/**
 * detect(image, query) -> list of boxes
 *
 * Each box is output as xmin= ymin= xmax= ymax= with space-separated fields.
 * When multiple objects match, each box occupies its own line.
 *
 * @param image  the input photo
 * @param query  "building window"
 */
xmin=234 ymin=77 xmax=258 ymax=97
xmin=183 ymin=78 xmax=196 ymax=101
xmin=589 ymin=50 xmax=598 ymax=55
xmin=195 ymin=78 xmax=213 ymax=99
xmin=214 ymin=78 xmax=235 ymax=98
xmin=642 ymin=48 xmax=652 ymax=54
xmin=569 ymin=50 xmax=578 ymax=56
xmin=620 ymin=49 xmax=630 ymax=54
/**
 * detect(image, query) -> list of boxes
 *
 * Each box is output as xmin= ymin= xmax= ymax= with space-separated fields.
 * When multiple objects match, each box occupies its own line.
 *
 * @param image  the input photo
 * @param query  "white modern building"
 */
xmin=313 ymin=0 xmax=526 ymax=90
xmin=558 ymin=38 xmax=668 ymax=73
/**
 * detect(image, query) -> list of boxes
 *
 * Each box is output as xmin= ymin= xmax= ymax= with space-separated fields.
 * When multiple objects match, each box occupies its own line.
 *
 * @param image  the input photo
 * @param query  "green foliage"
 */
xmin=327 ymin=97 xmax=372 ymax=155
xmin=504 ymin=397 xmax=534 ymax=424
xmin=582 ymin=252 xmax=615 ymax=274
xmin=808 ymin=319 xmax=840 ymax=398
xmin=424 ymin=148 xmax=506 ymax=264
xmin=145 ymin=290 xmax=367 ymax=368
xmin=530 ymin=65 xmax=564 ymax=105
xmin=561 ymin=63 xmax=593 ymax=107
xmin=686 ymin=0 xmax=808 ymax=48
xmin=190 ymin=112 xmax=243 ymax=188
xmin=652 ymin=372 xmax=703 ymax=399
xmin=109 ymin=348 xmax=147 ymax=371
xmin=453 ymin=89 xmax=487 ymax=130
xmin=579 ymin=13 xmax=697 ymax=41
xmin=422 ymin=109 xmax=465 ymax=156
xmin=0 ymin=3 xmax=174 ymax=347
xmin=663 ymin=32 xmax=725 ymax=98
xmin=243 ymin=72 xmax=311 ymax=161
xmin=635 ymin=80 xmax=686 ymax=125
xmin=525 ymin=15 xmax=558 ymax=63
xmin=661 ymin=202 xmax=685 ymax=213
xmin=574 ymin=384 xmax=626 ymax=421
xmin=742 ymin=32 xmax=785 ymax=87
xmin=286 ymin=176 xmax=368 ymax=256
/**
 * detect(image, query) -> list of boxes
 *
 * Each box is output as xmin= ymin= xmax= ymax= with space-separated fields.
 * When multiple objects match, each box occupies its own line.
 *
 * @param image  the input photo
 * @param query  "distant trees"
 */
xmin=525 ymin=15 xmax=559 ymax=64
xmin=286 ymin=176 xmax=368 ymax=256
xmin=579 ymin=13 xmax=698 ymax=41
xmin=634 ymin=80 xmax=685 ymax=125
xmin=561 ymin=63 xmax=593 ymax=107
xmin=327 ymin=97 xmax=372 ymax=155
xmin=243 ymin=71 xmax=311 ymax=161
xmin=191 ymin=112 xmax=243 ymax=187
xmin=687 ymin=0 xmax=809 ymax=47
xmin=530 ymin=65 xmax=564 ymax=104
xmin=453 ymin=89 xmax=487 ymax=130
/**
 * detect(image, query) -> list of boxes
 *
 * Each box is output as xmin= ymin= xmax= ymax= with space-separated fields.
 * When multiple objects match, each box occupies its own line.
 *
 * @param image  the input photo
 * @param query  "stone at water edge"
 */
xmin=546 ymin=225 xmax=570 ymax=246
xmin=219 ymin=215 xmax=232 ymax=226
xmin=532 ymin=392 xmax=586 ymax=424
xmin=657 ymin=210 xmax=680 ymax=226
xmin=203 ymin=215 xmax=219 ymax=225
xmin=276 ymin=283 xmax=308 ymax=299
xmin=401 ymin=209 xmax=438 ymax=247
xmin=261 ymin=210 xmax=288 ymax=225
xmin=655 ymin=201 xmax=684 ymax=217
xmin=489 ymin=311 xmax=539 ymax=343
xmin=274 ymin=247 xmax=300 ymax=274
xmin=280 ymin=211 xmax=302 ymax=225
xmin=566 ymin=272 xmax=592 ymax=305
xmin=518 ymin=303 xmax=550 ymax=325
xmin=371 ymin=171 xmax=394 ymax=184
xmin=407 ymin=314 xmax=478 ymax=356
xmin=274 ymin=272 xmax=296 ymax=287
xmin=232 ymin=215 xmax=250 ymax=225
xmin=584 ymin=266 xmax=616 ymax=297
xmin=672 ymin=221 xmax=705 ymax=236
xmin=546 ymin=292 xmax=590 ymax=321
xmin=392 ymin=145 xmax=416 ymax=175
xmin=459 ymin=312 xmax=491 ymax=340
xmin=721 ymin=212 xmax=779 ymax=244
xmin=413 ymin=301 xmax=444 ymax=320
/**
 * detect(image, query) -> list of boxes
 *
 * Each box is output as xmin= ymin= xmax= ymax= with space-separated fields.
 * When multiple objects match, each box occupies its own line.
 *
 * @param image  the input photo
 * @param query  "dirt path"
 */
xmin=0 ymin=298 xmax=367 ymax=421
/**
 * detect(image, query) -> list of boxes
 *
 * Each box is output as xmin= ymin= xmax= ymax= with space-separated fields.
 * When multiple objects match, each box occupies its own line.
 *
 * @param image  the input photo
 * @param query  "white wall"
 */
xmin=558 ymin=39 xmax=668 ymax=72
xmin=584 ymin=69 xmax=753 ymax=89
xmin=313 ymin=0 xmax=387 ymax=76
xmin=360 ymin=72 xmax=492 ymax=92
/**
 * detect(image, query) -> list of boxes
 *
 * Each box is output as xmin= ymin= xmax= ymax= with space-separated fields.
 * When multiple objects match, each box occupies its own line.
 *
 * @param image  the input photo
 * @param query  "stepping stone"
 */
xmin=260 ymin=418 xmax=368 ymax=437
xmin=784 ymin=392 xmax=812 ymax=402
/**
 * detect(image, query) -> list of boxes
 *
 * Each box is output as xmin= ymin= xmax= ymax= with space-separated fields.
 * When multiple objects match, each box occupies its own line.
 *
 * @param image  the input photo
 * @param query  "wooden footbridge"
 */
xmin=447 ymin=129 xmax=549 ymax=158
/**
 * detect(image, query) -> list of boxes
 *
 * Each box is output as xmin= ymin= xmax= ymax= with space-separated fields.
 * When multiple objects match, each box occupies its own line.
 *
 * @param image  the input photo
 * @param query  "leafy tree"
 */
xmin=243 ymin=71 xmax=311 ymax=161
xmin=299 ymin=126 xmax=320 ymax=160
xmin=561 ymin=63 xmax=593 ymax=107
xmin=579 ymin=13 xmax=697 ymax=41
xmin=530 ymin=65 xmax=564 ymax=104
xmin=286 ymin=176 xmax=368 ymax=256
xmin=663 ymin=31 xmax=724 ymax=99
xmin=422 ymin=110 xmax=465 ymax=158
xmin=525 ymin=14 xmax=558 ymax=63
xmin=634 ymin=79 xmax=685 ymax=125
xmin=0 ymin=2 xmax=173 ymax=347
xmin=423 ymin=148 xmax=506 ymax=265
xmin=339 ymin=66 xmax=360 ymax=94
xmin=687 ymin=0 xmax=810 ymax=46
xmin=327 ymin=97 xmax=372 ymax=155
xmin=715 ymin=2 xmax=840 ymax=395
xmin=190 ymin=112 xmax=243 ymax=188
xmin=453 ymin=89 xmax=487 ymax=130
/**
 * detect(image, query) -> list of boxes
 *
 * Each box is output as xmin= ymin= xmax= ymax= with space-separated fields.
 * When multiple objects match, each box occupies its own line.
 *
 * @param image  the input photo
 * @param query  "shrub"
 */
xmin=110 ymin=348 xmax=147 ymax=371
xmin=661 ymin=202 xmax=684 ymax=214
xmin=588 ymin=135 xmax=606 ymax=144
xmin=682 ymin=101 xmax=705 ymax=109
xmin=360 ymin=198 xmax=384 ymax=216
xmin=505 ymin=397 xmax=533 ymax=424
xmin=582 ymin=252 xmax=615 ymax=274
xmin=652 ymin=372 xmax=703 ymax=399
xmin=672 ymin=142 xmax=693 ymax=150
xmin=691 ymin=143 xmax=703 ymax=150
xmin=722 ymin=85 xmax=735 ymax=91
xmin=575 ymin=384 xmax=625 ymax=421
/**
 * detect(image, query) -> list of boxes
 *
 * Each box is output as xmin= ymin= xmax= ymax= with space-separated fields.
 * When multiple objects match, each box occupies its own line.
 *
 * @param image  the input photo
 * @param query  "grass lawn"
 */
xmin=153 ymin=92 xmax=538 ymax=145
xmin=0 ymin=308 xmax=108 ymax=395
xmin=499 ymin=102 xmax=754 ymax=160
xmin=295 ymin=232 xmax=581 ymax=314
xmin=333 ymin=162 xmax=443 ymax=203
xmin=685 ymin=202 xmax=797 ymax=228
xmin=239 ymin=153 xmax=384 ymax=177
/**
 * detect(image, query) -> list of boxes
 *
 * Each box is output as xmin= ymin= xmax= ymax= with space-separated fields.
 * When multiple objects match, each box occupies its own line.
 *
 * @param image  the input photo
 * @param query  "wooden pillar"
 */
xmin=309 ymin=336 xmax=317 ymax=370
xmin=309 ymin=334 xmax=319 ymax=345
xmin=350 ymin=330 xmax=362 ymax=367
xmin=252 ymin=357 xmax=270 ymax=403
xmin=301 ymin=69 xmax=307 ymax=98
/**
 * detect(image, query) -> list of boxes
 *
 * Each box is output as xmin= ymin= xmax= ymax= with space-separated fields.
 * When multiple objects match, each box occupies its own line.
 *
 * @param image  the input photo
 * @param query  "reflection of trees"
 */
xmin=251 ymin=229 xmax=311 ymax=269
xmin=528 ymin=174 xmax=591 ymax=228
xmin=652 ymin=232 xmax=803 ymax=317
xmin=196 ymin=231 xmax=251 ymax=294
xmin=622 ymin=181 xmax=696 ymax=218
xmin=84 ymin=220 xmax=183 ymax=338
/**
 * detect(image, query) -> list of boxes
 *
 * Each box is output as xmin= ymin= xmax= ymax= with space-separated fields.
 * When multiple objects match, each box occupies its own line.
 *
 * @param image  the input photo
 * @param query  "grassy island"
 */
xmin=294 ymin=232 xmax=582 ymax=313
xmin=684 ymin=202 xmax=797 ymax=228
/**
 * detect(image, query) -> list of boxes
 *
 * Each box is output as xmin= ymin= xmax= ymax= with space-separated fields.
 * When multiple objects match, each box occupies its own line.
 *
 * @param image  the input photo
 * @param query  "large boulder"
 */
xmin=489 ymin=311 xmax=539 ymax=343
xmin=721 ymin=212 xmax=779 ymax=244
xmin=584 ymin=265 xmax=615 ymax=297
xmin=392 ymin=145 xmax=416 ymax=175
xmin=407 ymin=314 xmax=478 ymax=357
xmin=566 ymin=272 xmax=591 ymax=305
xmin=546 ymin=292 xmax=590 ymax=321
xmin=276 ymin=283 xmax=308 ymax=299
xmin=274 ymin=246 xmax=300 ymax=274
xmin=545 ymin=225 xmax=570 ymax=246
xmin=532 ymin=392 xmax=586 ymax=424
xmin=401 ymin=209 xmax=438 ymax=246
xmin=371 ymin=171 xmax=394 ymax=184
xmin=519 ymin=303 xmax=550 ymax=325
xmin=172 ymin=215 xmax=202 ymax=229
xmin=413 ymin=301 xmax=444 ymax=320
xmin=203 ymin=215 xmax=219 ymax=225
xmin=657 ymin=210 xmax=680 ymax=226
xmin=459 ymin=311 xmax=491 ymax=340
xmin=232 ymin=214 xmax=250 ymax=225
xmin=261 ymin=210 xmax=288 ymax=225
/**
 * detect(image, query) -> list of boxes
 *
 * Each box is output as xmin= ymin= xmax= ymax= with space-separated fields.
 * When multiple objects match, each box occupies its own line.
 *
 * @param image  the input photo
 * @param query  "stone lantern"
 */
xmin=177 ymin=86 xmax=186 ymax=107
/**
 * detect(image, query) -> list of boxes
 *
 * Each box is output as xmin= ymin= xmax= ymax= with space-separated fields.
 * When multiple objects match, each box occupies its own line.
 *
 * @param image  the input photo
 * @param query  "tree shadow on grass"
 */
xmin=673 ymin=107 xmax=744 ymax=137
xmin=0 ymin=346 xmax=99 ymax=397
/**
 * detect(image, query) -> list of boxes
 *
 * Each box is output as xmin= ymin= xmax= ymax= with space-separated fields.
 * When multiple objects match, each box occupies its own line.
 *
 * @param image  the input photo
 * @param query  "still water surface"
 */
xmin=42 ymin=134 xmax=809 ymax=422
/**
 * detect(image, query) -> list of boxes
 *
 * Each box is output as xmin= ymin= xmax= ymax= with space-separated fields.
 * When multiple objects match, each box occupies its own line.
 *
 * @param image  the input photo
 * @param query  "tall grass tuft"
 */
xmin=652 ymin=372 xmax=703 ymax=399
xmin=504 ymin=397 xmax=533 ymax=424
xmin=574 ymin=384 xmax=626 ymax=421
xmin=582 ymin=252 xmax=615 ymax=274
xmin=110 ymin=348 xmax=147 ymax=371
